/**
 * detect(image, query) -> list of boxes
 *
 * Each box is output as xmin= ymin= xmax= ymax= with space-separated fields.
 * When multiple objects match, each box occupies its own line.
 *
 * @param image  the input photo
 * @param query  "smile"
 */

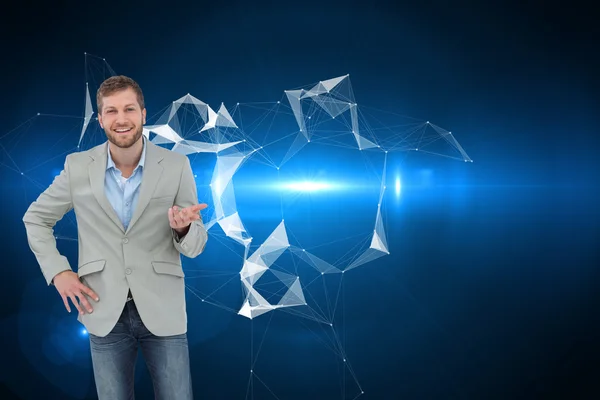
xmin=114 ymin=127 xmax=133 ymax=133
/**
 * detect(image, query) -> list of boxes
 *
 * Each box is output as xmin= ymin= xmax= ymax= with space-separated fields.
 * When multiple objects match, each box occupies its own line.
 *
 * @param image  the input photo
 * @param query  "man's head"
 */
xmin=97 ymin=75 xmax=146 ymax=149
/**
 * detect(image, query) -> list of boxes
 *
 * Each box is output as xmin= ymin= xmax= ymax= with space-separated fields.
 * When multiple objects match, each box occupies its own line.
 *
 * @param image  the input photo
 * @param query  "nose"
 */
xmin=115 ymin=111 xmax=129 ymax=125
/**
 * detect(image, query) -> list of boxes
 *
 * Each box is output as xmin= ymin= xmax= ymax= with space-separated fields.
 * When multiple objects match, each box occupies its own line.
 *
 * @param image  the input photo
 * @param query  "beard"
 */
xmin=105 ymin=123 xmax=143 ymax=149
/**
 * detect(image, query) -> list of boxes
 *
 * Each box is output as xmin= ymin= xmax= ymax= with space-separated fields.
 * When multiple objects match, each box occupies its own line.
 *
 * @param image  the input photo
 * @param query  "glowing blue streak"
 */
xmin=282 ymin=181 xmax=333 ymax=192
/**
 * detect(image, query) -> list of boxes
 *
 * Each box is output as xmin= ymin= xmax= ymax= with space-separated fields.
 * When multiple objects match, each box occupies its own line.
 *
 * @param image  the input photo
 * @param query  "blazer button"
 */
xmin=125 ymin=268 xmax=132 ymax=275
xmin=123 ymin=238 xmax=129 ymax=244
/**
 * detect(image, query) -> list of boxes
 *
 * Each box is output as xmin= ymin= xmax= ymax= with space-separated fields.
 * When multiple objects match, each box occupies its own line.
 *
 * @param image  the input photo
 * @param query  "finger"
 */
xmin=182 ymin=209 xmax=194 ymax=225
xmin=61 ymin=293 xmax=71 ymax=313
xmin=76 ymin=291 xmax=94 ymax=313
xmin=68 ymin=292 xmax=84 ymax=315
xmin=168 ymin=207 xmax=177 ymax=227
xmin=180 ymin=207 xmax=188 ymax=220
xmin=174 ymin=209 xmax=185 ymax=226
xmin=79 ymin=283 xmax=99 ymax=302
xmin=190 ymin=203 xmax=208 ymax=212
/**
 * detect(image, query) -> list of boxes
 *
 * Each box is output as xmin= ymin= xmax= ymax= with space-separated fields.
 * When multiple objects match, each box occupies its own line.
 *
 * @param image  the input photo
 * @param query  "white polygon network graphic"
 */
xmin=2 ymin=54 xmax=472 ymax=399
xmin=75 ymin=70 xmax=471 ymax=323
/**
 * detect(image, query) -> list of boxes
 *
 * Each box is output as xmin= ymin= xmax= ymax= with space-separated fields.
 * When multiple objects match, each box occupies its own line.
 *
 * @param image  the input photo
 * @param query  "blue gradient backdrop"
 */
xmin=1 ymin=1 xmax=599 ymax=399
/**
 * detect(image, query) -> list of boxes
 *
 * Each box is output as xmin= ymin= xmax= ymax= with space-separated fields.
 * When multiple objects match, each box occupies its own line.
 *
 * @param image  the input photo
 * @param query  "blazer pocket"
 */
xmin=78 ymin=260 xmax=106 ymax=277
xmin=151 ymin=261 xmax=185 ymax=277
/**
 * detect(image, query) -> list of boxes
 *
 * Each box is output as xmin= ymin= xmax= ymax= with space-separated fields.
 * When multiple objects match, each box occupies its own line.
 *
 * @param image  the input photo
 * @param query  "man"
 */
xmin=23 ymin=75 xmax=207 ymax=400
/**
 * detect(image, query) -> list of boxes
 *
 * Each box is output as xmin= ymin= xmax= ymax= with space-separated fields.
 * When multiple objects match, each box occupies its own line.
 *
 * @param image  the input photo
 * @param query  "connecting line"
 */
xmin=250 ymin=311 xmax=275 ymax=371
xmin=0 ymin=115 xmax=37 ymax=141
xmin=286 ymin=310 xmax=339 ymax=355
xmin=0 ymin=143 xmax=23 ymax=174
xmin=22 ymin=148 xmax=77 ymax=174
xmin=329 ymin=326 xmax=364 ymax=394
xmin=251 ymin=372 xmax=282 ymax=400
xmin=37 ymin=113 xmax=83 ymax=119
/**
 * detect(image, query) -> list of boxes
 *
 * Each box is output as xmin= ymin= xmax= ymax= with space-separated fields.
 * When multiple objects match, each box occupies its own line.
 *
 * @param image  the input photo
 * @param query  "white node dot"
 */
xmin=84 ymin=52 xmax=86 ymax=54
xmin=426 ymin=121 xmax=429 ymax=124
xmin=202 ymin=299 xmax=205 ymax=302
xmin=330 ymin=323 xmax=333 ymax=327
xmin=277 ymin=101 xmax=280 ymax=103
xmin=21 ymin=172 xmax=24 ymax=175
xmin=302 ymin=249 xmax=305 ymax=252
xmin=321 ymin=272 xmax=324 ymax=275
xmin=194 ymin=174 xmax=197 ymax=178
xmin=343 ymin=359 xmax=346 ymax=362
xmin=37 ymin=113 xmax=40 ymax=116
xmin=250 ymin=369 xmax=253 ymax=373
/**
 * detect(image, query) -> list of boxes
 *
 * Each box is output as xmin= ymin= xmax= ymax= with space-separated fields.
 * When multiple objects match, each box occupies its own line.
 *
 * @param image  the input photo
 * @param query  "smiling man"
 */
xmin=23 ymin=75 xmax=208 ymax=400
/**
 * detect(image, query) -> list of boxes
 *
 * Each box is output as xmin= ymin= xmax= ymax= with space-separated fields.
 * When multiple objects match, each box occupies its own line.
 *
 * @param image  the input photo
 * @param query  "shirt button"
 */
xmin=125 ymin=268 xmax=132 ymax=275
xmin=123 ymin=237 xmax=129 ymax=244
xmin=126 ymin=202 xmax=130 ymax=206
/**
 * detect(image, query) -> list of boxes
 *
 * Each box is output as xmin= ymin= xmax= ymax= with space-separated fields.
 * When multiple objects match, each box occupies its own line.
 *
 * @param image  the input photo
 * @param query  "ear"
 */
xmin=142 ymin=108 xmax=147 ymax=125
xmin=98 ymin=112 xmax=104 ymax=129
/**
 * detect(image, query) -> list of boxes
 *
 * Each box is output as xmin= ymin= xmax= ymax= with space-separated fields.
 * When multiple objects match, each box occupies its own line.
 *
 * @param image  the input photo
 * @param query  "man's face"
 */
xmin=98 ymin=88 xmax=146 ymax=149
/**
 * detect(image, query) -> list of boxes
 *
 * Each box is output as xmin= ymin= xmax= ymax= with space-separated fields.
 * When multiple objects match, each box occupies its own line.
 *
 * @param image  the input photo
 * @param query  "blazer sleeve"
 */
xmin=23 ymin=155 xmax=74 ymax=285
xmin=171 ymin=156 xmax=208 ymax=258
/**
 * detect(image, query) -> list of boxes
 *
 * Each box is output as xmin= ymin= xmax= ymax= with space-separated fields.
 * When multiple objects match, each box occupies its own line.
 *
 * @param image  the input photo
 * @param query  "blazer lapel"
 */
xmin=126 ymin=140 xmax=164 ymax=234
xmin=89 ymin=143 xmax=126 ymax=233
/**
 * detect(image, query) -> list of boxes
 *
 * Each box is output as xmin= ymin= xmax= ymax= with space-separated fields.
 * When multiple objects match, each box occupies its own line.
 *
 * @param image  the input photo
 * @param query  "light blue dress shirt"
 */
xmin=105 ymin=137 xmax=147 ymax=231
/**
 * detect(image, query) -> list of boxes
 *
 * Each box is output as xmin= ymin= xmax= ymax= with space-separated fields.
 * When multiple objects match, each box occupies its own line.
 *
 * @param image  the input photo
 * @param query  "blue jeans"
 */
xmin=88 ymin=299 xmax=193 ymax=400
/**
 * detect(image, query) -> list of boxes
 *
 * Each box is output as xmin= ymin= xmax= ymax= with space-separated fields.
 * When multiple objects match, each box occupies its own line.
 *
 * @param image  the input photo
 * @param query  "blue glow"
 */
xmin=281 ymin=181 xmax=335 ymax=192
xmin=395 ymin=176 xmax=401 ymax=197
xmin=81 ymin=329 xmax=87 ymax=335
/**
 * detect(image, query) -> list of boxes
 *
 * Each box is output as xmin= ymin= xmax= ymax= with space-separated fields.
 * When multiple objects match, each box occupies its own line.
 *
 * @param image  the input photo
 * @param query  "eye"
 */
xmin=127 ymin=108 xmax=135 ymax=111
xmin=106 ymin=109 xmax=115 ymax=114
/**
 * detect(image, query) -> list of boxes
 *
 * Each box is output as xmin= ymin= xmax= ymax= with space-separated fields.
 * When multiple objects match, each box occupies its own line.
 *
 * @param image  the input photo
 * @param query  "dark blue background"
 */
xmin=1 ymin=1 xmax=599 ymax=399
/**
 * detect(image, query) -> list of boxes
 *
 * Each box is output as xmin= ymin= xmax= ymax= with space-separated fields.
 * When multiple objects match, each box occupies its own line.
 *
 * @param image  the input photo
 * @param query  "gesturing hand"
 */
xmin=53 ymin=270 xmax=99 ymax=315
xmin=168 ymin=204 xmax=208 ymax=235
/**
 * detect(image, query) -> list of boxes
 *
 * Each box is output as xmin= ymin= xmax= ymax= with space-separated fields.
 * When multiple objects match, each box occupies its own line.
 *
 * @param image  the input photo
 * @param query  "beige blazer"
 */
xmin=23 ymin=139 xmax=208 ymax=337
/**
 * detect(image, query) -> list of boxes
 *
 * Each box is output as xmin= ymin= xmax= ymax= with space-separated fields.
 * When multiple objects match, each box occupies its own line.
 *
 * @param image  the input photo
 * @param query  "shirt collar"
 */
xmin=106 ymin=135 xmax=147 ymax=171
